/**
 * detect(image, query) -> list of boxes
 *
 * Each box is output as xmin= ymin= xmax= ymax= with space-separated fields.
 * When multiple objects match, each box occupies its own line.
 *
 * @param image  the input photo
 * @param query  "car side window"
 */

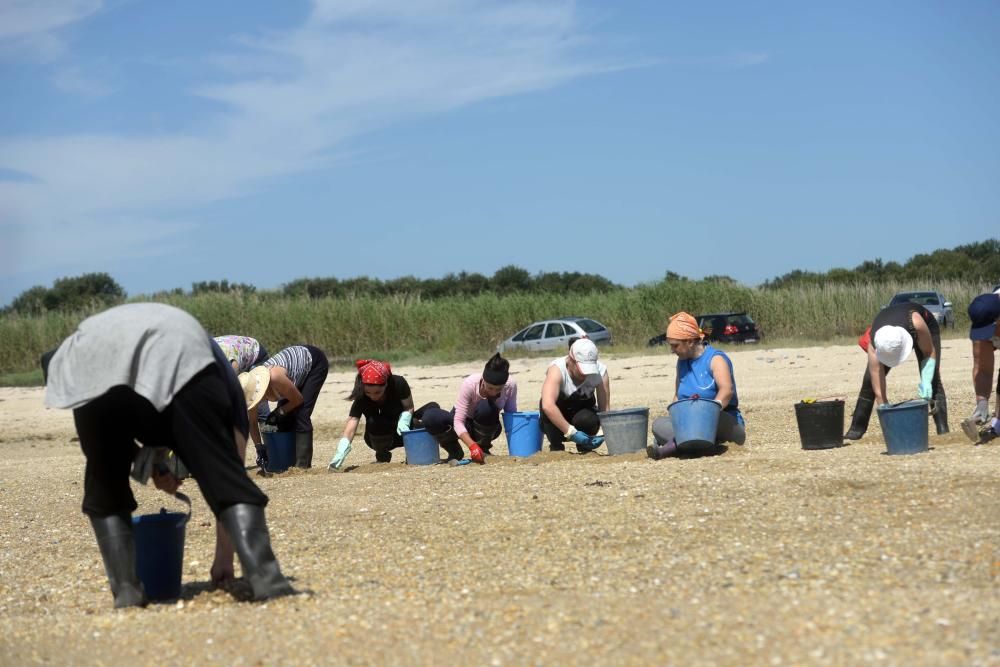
xmin=522 ymin=324 xmax=545 ymax=341
xmin=545 ymin=323 xmax=567 ymax=338
xmin=511 ymin=328 xmax=529 ymax=342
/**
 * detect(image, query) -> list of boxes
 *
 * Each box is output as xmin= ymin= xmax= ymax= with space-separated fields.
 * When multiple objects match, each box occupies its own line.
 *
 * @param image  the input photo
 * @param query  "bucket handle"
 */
xmin=157 ymin=491 xmax=192 ymax=527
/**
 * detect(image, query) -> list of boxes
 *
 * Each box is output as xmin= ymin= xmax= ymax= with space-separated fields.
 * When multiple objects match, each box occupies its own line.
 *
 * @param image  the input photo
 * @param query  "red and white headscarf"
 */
xmin=356 ymin=359 xmax=392 ymax=385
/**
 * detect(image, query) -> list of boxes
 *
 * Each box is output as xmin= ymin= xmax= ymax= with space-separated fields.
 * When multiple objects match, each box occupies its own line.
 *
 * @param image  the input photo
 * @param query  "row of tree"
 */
xmin=5 ymin=241 xmax=998 ymax=315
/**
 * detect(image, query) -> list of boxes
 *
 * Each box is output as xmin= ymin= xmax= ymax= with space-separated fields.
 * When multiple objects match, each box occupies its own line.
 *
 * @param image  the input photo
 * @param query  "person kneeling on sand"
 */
xmin=539 ymin=337 xmax=608 ymax=453
xmin=843 ymin=301 xmax=948 ymax=440
xmin=42 ymin=303 xmax=295 ymax=608
xmin=647 ymin=312 xmax=746 ymax=459
xmin=420 ymin=353 xmax=518 ymax=464
xmin=328 ymin=359 xmax=439 ymax=470
xmin=962 ymin=291 xmax=1000 ymax=441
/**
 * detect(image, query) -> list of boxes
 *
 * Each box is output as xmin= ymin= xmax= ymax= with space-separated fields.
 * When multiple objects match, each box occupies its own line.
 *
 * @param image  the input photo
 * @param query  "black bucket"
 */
xmin=794 ymin=400 xmax=845 ymax=450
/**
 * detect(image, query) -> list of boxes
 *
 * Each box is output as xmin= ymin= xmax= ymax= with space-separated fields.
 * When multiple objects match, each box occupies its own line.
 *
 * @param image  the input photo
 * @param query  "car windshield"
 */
xmin=726 ymin=314 xmax=754 ymax=325
xmin=891 ymin=292 xmax=939 ymax=306
xmin=573 ymin=319 xmax=606 ymax=333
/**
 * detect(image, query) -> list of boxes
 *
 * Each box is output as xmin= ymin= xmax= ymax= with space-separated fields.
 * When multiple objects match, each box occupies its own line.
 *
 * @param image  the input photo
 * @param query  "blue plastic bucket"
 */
xmin=877 ymin=400 xmax=929 ymax=455
xmin=132 ymin=506 xmax=189 ymax=601
xmin=402 ymin=428 xmax=439 ymax=465
xmin=503 ymin=411 xmax=543 ymax=457
xmin=597 ymin=407 xmax=649 ymax=455
xmin=263 ymin=431 xmax=295 ymax=472
xmin=667 ymin=398 xmax=722 ymax=450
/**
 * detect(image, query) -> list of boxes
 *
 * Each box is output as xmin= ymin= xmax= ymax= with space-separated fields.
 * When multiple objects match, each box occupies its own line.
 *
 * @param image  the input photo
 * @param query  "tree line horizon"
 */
xmin=6 ymin=239 xmax=998 ymax=316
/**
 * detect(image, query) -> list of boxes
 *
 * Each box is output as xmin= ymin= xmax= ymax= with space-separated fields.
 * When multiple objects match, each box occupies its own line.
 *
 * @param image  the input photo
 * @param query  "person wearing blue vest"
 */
xmin=647 ymin=311 xmax=746 ymax=458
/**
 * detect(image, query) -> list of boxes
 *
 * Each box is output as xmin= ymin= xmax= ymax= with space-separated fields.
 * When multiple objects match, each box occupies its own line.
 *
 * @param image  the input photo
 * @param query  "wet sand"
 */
xmin=1 ymin=340 xmax=997 ymax=665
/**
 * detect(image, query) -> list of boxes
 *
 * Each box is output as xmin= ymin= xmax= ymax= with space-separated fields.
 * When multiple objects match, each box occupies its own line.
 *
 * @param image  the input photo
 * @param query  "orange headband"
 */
xmin=666 ymin=311 xmax=703 ymax=340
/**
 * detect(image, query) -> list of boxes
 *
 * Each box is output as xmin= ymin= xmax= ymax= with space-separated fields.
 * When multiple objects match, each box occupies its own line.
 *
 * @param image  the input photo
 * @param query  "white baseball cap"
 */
xmin=570 ymin=338 xmax=600 ymax=375
xmin=873 ymin=325 xmax=913 ymax=367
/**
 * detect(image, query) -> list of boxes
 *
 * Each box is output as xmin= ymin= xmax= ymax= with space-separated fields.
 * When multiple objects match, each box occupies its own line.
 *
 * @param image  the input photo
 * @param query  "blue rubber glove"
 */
xmin=328 ymin=437 xmax=352 ymax=471
xmin=396 ymin=411 xmax=412 ymax=435
xmin=569 ymin=430 xmax=591 ymax=448
xmin=918 ymin=358 xmax=936 ymax=401
xmin=579 ymin=434 xmax=605 ymax=452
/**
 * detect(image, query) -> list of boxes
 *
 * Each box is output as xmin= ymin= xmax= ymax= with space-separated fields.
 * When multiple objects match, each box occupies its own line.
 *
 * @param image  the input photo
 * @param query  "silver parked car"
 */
xmin=888 ymin=290 xmax=954 ymax=328
xmin=497 ymin=317 xmax=612 ymax=353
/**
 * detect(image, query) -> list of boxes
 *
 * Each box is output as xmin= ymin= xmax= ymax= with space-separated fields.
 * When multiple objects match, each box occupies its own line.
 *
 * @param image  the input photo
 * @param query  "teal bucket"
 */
xmin=503 ymin=411 xmax=543 ymax=457
xmin=668 ymin=398 xmax=722 ymax=450
xmin=597 ymin=407 xmax=649 ymax=455
xmin=877 ymin=400 xmax=929 ymax=455
xmin=403 ymin=428 xmax=439 ymax=465
xmin=263 ymin=431 xmax=295 ymax=472
xmin=132 ymin=494 xmax=190 ymax=601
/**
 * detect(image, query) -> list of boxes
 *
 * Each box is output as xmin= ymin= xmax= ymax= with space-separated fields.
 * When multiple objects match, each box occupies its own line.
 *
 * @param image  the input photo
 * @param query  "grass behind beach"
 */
xmin=0 ymin=278 xmax=984 ymax=379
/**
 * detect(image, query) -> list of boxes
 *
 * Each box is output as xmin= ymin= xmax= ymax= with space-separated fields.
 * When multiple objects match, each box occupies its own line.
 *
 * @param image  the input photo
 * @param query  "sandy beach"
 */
xmin=1 ymin=340 xmax=997 ymax=666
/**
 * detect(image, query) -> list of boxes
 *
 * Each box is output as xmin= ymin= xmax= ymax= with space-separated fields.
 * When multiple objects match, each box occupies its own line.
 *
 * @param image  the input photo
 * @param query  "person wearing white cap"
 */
xmin=40 ymin=303 xmax=294 ymax=608
xmin=539 ymin=337 xmax=609 ymax=453
xmin=844 ymin=301 xmax=948 ymax=440
xmin=961 ymin=290 xmax=1000 ymax=442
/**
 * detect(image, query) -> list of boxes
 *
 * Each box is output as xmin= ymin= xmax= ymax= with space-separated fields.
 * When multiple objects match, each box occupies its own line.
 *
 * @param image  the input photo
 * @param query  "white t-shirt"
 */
xmin=548 ymin=356 xmax=607 ymax=401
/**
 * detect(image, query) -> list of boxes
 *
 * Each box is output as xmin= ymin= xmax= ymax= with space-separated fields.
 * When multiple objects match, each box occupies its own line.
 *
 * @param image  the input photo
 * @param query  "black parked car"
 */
xmin=648 ymin=312 xmax=762 ymax=346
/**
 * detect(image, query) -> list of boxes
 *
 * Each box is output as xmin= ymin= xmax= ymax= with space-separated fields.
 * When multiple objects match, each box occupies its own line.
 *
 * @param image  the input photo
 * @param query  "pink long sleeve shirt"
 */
xmin=453 ymin=373 xmax=518 ymax=438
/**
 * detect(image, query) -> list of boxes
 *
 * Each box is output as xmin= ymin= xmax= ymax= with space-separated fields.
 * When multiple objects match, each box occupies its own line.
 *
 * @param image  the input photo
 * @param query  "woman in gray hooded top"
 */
xmin=43 ymin=303 xmax=294 ymax=608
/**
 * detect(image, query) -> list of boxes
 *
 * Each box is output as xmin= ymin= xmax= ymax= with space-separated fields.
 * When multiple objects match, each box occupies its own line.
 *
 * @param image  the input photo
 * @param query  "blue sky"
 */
xmin=2 ymin=0 xmax=997 ymax=306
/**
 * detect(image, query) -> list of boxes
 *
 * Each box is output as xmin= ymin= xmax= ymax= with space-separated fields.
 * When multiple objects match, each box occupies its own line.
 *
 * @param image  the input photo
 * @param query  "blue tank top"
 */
xmin=676 ymin=345 xmax=742 ymax=419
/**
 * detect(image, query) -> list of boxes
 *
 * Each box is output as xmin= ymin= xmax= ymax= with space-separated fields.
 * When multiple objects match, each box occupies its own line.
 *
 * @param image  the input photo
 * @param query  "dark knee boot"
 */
xmin=434 ymin=428 xmax=465 ymax=461
xmin=219 ymin=504 xmax=295 ymax=601
xmin=932 ymin=393 xmax=949 ymax=435
xmin=844 ymin=396 xmax=874 ymax=440
xmin=294 ymin=431 xmax=313 ymax=469
xmin=89 ymin=514 xmax=148 ymax=609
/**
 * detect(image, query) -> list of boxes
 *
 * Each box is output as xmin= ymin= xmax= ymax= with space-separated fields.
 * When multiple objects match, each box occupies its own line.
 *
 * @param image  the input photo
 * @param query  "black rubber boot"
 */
xmin=254 ymin=444 xmax=268 ymax=470
xmin=89 ymin=514 xmax=148 ymax=609
xmin=374 ymin=448 xmax=392 ymax=463
xmin=434 ymin=428 xmax=465 ymax=461
xmin=844 ymin=396 xmax=874 ymax=440
xmin=932 ymin=393 xmax=949 ymax=435
xmin=294 ymin=431 xmax=313 ymax=469
xmin=219 ymin=504 xmax=296 ymax=601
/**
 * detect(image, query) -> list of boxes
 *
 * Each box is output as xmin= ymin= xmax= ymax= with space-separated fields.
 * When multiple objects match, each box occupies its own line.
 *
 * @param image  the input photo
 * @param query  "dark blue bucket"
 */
xmin=403 ymin=428 xmax=439 ymax=465
xmin=132 ymin=497 xmax=190 ymax=601
xmin=877 ymin=400 xmax=929 ymax=455
xmin=503 ymin=411 xmax=543 ymax=457
xmin=667 ymin=398 xmax=722 ymax=449
xmin=263 ymin=431 xmax=295 ymax=472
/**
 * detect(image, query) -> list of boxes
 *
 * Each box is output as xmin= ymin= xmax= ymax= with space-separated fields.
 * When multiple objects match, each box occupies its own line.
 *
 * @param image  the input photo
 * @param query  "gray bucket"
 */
xmin=597 ymin=407 xmax=650 ymax=455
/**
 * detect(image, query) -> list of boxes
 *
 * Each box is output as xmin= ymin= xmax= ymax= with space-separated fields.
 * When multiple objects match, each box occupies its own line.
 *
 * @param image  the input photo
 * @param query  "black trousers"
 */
xmin=538 ymin=396 xmax=601 ymax=448
xmin=857 ymin=320 xmax=945 ymax=402
xmin=73 ymin=366 xmax=268 ymax=518
xmin=421 ymin=400 xmax=502 ymax=442
xmin=273 ymin=345 xmax=329 ymax=433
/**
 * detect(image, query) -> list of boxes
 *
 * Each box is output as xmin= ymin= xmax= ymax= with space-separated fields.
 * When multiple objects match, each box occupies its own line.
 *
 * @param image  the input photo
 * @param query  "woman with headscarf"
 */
xmin=420 ymin=353 xmax=518 ymax=464
xmin=328 ymin=359 xmax=433 ymax=470
xmin=647 ymin=311 xmax=746 ymax=459
xmin=843 ymin=301 xmax=948 ymax=440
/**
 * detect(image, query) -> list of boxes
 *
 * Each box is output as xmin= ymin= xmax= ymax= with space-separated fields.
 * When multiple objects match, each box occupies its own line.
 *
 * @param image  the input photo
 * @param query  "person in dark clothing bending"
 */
xmin=845 ymin=302 xmax=948 ymax=440
xmin=42 ymin=303 xmax=294 ymax=608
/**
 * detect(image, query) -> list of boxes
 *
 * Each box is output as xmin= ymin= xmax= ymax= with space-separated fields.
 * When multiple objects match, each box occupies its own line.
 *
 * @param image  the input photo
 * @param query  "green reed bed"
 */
xmin=0 ymin=279 xmax=987 ymax=379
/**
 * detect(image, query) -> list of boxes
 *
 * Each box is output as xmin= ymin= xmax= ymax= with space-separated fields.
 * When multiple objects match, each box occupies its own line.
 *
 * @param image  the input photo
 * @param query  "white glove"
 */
xmin=329 ymin=437 xmax=352 ymax=471
xmin=971 ymin=398 xmax=991 ymax=424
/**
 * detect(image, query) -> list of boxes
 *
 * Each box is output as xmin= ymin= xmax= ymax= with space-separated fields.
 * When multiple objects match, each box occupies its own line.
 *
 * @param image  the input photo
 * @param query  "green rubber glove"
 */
xmin=918 ymin=358 xmax=936 ymax=401
xmin=329 ymin=437 xmax=352 ymax=471
xmin=396 ymin=411 xmax=413 ymax=435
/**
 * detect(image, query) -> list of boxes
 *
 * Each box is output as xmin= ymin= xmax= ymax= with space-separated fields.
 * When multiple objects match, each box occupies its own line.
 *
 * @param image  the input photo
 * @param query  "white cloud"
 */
xmin=2 ymin=0 xmax=620 ymax=282
xmin=0 ymin=0 xmax=102 ymax=62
